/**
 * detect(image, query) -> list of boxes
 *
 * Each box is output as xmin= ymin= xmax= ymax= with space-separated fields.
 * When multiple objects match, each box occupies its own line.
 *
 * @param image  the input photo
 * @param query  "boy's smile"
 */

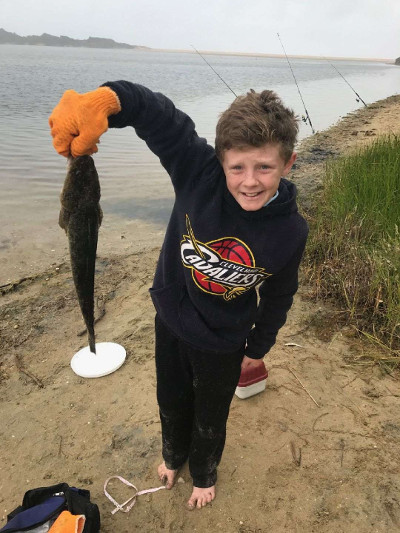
xmin=222 ymin=144 xmax=296 ymax=211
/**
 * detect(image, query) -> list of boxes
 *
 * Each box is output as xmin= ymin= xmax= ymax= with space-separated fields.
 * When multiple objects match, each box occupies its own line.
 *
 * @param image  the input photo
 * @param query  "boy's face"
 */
xmin=222 ymin=144 xmax=296 ymax=211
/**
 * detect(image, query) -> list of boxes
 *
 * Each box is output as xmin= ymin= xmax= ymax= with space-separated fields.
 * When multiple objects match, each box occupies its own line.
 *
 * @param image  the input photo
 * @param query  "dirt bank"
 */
xmin=1 ymin=95 xmax=400 ymax=532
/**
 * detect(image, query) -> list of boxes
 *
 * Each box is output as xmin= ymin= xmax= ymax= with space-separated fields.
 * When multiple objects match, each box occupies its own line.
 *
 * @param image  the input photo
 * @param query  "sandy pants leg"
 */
xmin=188 ymin=345 xmax=244 ymax=488
xmin=155 ymin=315 xmax=194 ymax=469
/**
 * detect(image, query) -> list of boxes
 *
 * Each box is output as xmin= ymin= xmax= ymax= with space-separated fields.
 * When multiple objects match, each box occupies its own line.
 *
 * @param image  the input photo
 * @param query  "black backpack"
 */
xmin=0 ymin=482 xmax=100 ymax=533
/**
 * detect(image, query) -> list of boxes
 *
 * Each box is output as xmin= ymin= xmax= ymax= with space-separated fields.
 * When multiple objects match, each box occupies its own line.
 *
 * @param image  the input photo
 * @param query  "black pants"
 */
xmin=155 ymin=314 xmax=244 ymax=488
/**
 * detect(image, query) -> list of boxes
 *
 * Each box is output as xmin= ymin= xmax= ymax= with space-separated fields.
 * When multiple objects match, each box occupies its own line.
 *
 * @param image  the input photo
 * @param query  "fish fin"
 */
xmin=59 ymin=208 xmax=70 ymax=232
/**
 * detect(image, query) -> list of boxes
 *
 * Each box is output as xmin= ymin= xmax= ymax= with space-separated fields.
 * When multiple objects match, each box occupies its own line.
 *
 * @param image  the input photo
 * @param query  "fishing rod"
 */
xmin=324 ymin=59 xmax=367 ymax=107
xmin=191 ymin=45 xmax=238 ymax=97
xmin=277 ymin=33 xmax=315 ymax=134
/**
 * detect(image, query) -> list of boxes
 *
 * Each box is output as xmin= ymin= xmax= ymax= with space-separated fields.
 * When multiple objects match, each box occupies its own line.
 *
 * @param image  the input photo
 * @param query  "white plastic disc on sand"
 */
xmin=71 ymin=342 xmax=126 ymax=378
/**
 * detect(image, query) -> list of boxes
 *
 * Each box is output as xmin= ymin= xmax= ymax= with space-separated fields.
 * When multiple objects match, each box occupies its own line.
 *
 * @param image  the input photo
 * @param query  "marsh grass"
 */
xmin=305 ymin=135 xmax=400 ymax=367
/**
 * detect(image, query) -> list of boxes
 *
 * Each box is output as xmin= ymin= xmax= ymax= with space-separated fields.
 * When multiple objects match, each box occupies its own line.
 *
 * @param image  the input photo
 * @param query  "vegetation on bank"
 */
xmin=305 ymin=135 xmax=400 ymax=368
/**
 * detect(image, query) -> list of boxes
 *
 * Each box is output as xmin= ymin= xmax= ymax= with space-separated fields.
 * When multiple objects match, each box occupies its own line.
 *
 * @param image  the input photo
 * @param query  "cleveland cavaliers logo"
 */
xmin=181 ymin=215 xmax=271 ymax=301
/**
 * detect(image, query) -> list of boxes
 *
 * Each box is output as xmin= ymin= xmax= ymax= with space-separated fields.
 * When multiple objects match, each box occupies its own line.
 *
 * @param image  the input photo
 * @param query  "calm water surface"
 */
xmin=0 ymin=45 xmax=399 ymax=281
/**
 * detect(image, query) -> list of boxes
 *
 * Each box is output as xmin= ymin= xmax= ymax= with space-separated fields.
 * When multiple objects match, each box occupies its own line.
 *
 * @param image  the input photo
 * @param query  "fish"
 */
xmin=59 ymin=155 xmax=103 ymax=354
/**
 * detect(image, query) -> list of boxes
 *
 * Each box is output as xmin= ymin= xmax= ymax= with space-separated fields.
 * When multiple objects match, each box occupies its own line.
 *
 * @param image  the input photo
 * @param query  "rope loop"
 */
xmin=104 ymin=476 xmax=166 ymax=514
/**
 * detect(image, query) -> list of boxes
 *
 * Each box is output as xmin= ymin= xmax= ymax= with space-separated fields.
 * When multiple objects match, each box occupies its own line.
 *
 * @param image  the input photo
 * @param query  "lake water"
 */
xmin=0 ymin=45 xmax=399 ymax=282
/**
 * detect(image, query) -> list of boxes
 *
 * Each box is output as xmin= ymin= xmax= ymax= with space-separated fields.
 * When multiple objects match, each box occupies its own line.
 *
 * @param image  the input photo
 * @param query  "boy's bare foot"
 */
xmin=158 ymin=461 xmax=178 ymax=489
xmin=187 ymin=485 xmax=215 ymax=510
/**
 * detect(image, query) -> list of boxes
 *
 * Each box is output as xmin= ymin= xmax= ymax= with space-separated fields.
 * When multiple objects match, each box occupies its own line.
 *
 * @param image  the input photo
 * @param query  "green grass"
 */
xmin=305 ymin=135 xmax=400 ymax=366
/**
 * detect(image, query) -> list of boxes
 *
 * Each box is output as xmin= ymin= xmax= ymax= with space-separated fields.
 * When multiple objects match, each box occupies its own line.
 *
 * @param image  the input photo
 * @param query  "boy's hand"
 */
xmin=241 ymin=355 xmax=265 ymax=370
xmin=48 ymin=87 xmax=121 ymax=157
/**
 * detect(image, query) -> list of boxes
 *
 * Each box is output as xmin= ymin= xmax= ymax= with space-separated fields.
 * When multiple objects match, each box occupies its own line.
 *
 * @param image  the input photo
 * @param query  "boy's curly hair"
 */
xmin=215 ymin=89 xmax=299 ymax=163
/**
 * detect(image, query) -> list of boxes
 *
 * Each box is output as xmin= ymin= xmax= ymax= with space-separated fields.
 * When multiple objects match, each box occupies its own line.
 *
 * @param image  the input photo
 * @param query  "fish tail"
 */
xmin=88 ymin=329 xmax=96 ymax=354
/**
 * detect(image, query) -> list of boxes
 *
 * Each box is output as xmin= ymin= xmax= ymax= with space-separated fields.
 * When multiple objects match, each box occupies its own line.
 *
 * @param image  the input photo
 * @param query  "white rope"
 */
xmin=104 ymin=476 xmax=166 ymax=514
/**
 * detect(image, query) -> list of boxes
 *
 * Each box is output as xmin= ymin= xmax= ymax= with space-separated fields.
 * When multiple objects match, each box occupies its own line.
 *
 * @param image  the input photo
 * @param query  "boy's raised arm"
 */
xmin=103 ymin=81 xmax=213 ymax=182
xmin=49 ymin=81 xmax=215 ymax=186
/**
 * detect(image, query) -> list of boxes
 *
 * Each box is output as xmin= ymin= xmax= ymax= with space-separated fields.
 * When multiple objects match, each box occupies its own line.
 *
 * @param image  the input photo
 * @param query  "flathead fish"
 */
xmin=59 ymin=155 xmax=103 ymax=354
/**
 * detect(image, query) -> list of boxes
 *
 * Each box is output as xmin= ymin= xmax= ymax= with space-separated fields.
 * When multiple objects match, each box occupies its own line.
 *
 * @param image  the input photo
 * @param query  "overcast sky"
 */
xmin=1 ymin=0 xmax=399 ymax=59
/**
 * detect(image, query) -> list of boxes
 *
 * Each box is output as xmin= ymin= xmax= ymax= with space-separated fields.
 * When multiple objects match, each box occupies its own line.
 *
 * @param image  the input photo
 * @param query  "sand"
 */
xmin=1 ymin=95 xmax=400 ymax=532
xmin=149 ymin=48 xmax=394 ymax=63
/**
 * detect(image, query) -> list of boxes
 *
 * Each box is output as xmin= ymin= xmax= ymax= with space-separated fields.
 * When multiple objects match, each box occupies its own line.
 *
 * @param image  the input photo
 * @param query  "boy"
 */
xmin=49 ymin=82 xmax=308 ymax=510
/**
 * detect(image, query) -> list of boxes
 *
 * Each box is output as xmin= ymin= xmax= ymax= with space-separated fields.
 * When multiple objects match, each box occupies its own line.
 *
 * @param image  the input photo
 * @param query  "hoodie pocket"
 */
xmin=149 ymin=282 xmax=184 ymax=322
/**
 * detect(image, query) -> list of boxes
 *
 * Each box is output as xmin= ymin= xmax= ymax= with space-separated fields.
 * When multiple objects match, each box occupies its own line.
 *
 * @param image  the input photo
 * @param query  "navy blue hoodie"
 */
xmin=104 ymin=81 xmax=308 ymax=358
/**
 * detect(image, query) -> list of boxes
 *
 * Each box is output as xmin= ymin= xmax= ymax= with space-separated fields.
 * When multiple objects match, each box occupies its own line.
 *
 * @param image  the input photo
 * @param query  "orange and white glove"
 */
xmin=48 ymin=86 xmax=121 ymax=157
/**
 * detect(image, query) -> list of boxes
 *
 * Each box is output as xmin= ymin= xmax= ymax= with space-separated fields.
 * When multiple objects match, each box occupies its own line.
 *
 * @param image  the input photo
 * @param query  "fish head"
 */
xmin=61 ymin=156 xmax=101 ymax=211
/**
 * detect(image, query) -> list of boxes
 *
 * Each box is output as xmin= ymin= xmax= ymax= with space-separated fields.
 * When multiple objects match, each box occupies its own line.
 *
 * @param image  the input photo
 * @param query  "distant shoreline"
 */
xmin=149 ymin=48 xmax=394 ymax=63
xmin=0 ymin=27 xmax=393 ymax=63
xmin=0 ymin=42 xmax=393 ymax=63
